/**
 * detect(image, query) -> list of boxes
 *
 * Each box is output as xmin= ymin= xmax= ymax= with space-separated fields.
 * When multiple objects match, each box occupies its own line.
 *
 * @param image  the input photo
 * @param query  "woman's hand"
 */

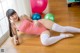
xmin=33 ymin=20 xmax=40 ymax=26
xmin=21 ymin=14 xmax=33 ymax=22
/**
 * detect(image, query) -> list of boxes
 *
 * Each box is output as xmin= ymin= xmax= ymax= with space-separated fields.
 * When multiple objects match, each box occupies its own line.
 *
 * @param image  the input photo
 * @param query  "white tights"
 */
xmin=52 ymin=23 xmax=80 ymax=33
xmin=40 ymin=23 xmax=80 ymax=46
xmin=40 ymin=33 xmax=73 ymax=46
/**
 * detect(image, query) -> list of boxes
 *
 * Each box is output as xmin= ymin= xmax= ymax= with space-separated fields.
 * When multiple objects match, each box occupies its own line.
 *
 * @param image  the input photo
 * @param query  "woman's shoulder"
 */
xmin=20 ymin=14 xmax=28 ymax=20
xmin=10 ymin=20 xmax=14 ymax=24
xmin=20 ymin=14 xmax=33 ymax=22
xmin=10 ymin=20 xmax=16 ymax=28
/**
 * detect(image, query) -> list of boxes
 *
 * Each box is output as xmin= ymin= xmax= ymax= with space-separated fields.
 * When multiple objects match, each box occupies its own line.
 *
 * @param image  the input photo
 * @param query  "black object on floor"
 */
xmin=68 ymin=3 xmax=72 ymax=7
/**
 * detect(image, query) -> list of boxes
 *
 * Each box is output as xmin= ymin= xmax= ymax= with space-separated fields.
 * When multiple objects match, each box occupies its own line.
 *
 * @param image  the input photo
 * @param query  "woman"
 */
xmin=6 ymin=9 xmax=80 ymax=46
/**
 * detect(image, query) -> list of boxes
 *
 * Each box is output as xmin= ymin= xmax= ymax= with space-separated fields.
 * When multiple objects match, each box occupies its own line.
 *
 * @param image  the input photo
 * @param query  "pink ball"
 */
xmin=30 ymin=0 xmax=48 ymax=13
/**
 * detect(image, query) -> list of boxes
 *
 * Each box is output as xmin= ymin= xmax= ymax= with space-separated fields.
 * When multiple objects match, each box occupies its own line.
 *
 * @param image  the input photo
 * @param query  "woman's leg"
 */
xmin=40 ymin=30 xmax=74 ymax=46
xmin=39 ymin=19 xmax=54 ymax=29
xmin=51 ymin=23 xmax=80 ymax=33
xmin=39 ymin=19 xmax=80 ymax=33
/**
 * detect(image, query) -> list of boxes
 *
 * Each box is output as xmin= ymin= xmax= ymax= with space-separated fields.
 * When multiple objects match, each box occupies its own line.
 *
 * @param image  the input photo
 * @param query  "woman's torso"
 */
xmin=15 ymin=17 xmax=47 ymax=35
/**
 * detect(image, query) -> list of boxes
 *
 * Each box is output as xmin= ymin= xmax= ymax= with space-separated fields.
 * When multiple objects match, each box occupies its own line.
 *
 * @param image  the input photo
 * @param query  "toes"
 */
xmin=65 ymin=34 xmax=74 ymax=38
xmin=60 ymin=33 xmax=74 ymax=38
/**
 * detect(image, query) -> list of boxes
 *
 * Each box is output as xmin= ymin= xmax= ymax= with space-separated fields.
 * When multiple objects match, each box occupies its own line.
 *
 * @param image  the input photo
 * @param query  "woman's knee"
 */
xmin=39 ymin=19 xmax=54 ymax=29
xmin=52 ymin=23 xmax=67 ymax=32
xmin=41 ymin=39 xmax=49 ymax=46
xmin=40 ymin=31 xmax=50 ymax=46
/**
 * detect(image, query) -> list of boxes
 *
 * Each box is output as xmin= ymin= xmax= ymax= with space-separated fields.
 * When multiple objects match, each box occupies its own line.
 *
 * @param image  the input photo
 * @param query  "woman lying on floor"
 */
xmin=6 ymin=9 xmax=80 ymax=46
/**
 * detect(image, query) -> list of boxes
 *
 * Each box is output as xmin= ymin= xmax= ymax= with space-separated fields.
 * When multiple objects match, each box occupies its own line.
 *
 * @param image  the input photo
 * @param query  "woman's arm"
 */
xmin=11 ymin=23 xmax=19 ymax=39
xmin=21 ymin=14 xmax=33 ymax=22
xmin=21 ymin=14 xmax=40 ymax=26
xmin=11 ymin=22 xmax=20 ymax=45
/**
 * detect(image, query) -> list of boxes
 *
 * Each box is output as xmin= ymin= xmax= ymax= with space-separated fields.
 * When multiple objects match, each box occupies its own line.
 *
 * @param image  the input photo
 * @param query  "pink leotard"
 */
xmin=17 ymin=19 xmax=47 ymax=35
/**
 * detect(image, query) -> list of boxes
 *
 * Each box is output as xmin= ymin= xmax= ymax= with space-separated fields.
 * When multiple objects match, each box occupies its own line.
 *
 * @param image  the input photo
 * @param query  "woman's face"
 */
xmin=10 ymin=13 xmax=19 ymax=22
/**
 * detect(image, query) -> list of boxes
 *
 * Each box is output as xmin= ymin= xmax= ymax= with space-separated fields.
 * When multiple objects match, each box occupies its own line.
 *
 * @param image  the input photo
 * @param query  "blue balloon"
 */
xmin=32 ymin=13 xmax=41 ymax=20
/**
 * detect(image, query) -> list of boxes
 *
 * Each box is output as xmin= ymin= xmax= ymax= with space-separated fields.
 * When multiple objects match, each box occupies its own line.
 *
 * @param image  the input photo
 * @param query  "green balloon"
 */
xmin=44 ymin=13 xmax=54 ymax=22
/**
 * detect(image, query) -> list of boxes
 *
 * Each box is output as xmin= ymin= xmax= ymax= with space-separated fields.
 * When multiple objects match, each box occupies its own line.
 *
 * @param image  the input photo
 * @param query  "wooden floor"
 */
xmin=1 ymin=0 xmax=80 ymax=53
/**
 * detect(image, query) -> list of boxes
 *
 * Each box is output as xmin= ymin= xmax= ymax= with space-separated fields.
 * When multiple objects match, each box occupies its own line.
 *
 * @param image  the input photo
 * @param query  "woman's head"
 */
xmin=6 ymin=9 xmax=19 ymax=37
xmin=6 ymin=9 xmax=19 ymax=22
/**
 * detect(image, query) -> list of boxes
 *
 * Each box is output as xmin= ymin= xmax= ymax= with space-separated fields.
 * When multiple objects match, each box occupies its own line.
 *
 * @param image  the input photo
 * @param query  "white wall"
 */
xmin=43 ymin=4 xmax=49 ymax=14
xmin=16 ymin=0 xmax=32 ymax=17
xmin=6 ymin=0 xmax=32 ymax=17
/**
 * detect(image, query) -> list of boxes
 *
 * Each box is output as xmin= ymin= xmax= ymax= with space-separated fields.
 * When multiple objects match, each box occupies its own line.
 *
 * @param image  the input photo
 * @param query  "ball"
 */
xmin=44 ymin=13 xmax=54 ymax=21
xmin=32 ymin=13 xmax=41 ymax=20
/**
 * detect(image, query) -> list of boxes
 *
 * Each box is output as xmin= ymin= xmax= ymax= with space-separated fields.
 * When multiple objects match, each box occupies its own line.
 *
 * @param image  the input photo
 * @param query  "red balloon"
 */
xmin=30 ymin=0 xmax=48 ymax=13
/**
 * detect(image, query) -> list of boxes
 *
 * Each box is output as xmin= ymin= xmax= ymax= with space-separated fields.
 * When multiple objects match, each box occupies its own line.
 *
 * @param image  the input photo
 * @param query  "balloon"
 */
xmin=44 ymin=13 xmax=55 ymax=21
xmin=30 ymin=0 xmax=48 ymax=13
xmin=32 ymin=13 xmax=41 ymax=20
